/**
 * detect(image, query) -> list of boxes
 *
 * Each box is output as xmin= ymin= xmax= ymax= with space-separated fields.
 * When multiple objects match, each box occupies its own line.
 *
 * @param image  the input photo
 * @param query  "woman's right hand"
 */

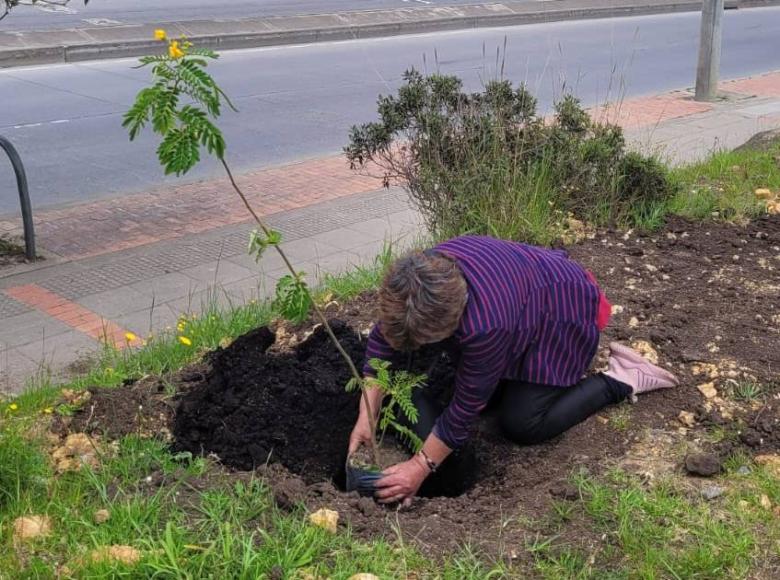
xmin=348 ymin=413 xmax=374 ymax=455
xmin=347 ymin=380 xmax=383 ymax=456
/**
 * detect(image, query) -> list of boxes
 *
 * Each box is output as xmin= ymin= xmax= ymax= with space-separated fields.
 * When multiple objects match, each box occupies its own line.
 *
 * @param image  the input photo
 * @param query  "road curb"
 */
xmin=2 ymin=0 xmax=778 ymax=68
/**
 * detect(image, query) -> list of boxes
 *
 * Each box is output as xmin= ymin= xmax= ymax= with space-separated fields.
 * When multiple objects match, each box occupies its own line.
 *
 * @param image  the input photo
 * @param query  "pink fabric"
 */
xmin=585 ymin=271 xmax=612 ymax=331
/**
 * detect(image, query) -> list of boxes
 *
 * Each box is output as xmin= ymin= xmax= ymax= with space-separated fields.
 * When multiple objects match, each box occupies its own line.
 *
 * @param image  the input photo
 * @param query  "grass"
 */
xmin=668 ymin=143 xmax=780 ymax=222
xmin=0 ymin=422 xmax=510 ymax=578
xmin=0 ymin=236 xmax=26 ymax=266
xmin=526 ymin=467 xmax=780 ymax=579
xmin=0 ymin=236 xmax=23 ymax=256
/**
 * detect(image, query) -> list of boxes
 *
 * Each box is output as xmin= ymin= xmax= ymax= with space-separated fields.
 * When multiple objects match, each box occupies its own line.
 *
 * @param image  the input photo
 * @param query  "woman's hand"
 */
xmin=347 ymin=381 xmax=384 ymax=455
xmin=374 ymin=455 xmax=430 ymax=506
xmin=347 ymin=414 xmax=374 ymax=455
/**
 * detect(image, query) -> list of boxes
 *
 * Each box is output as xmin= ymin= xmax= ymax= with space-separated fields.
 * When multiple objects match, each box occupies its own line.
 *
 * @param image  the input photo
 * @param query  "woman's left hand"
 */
xmin=374 ymin=456 xmax=429 ymax=506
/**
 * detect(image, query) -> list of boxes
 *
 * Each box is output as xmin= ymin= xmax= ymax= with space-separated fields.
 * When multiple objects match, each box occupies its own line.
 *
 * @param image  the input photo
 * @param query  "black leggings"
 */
xmin=402 ymin=373 xmax=632 ymax=446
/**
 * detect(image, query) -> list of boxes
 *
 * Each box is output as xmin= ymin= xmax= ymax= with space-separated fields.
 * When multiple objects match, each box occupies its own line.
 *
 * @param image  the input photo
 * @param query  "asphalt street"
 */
xmin=1 ymin=8 xmax=779 ymax=214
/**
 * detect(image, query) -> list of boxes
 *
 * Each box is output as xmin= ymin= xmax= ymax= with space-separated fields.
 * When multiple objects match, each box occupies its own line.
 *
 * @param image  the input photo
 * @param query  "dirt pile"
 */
xmin=172 ymin=323 xmax=363 ymax=484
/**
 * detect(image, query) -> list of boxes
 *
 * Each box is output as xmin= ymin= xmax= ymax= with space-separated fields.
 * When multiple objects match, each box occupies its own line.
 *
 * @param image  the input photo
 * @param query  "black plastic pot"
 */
xmin=344 ymin=460 xmax=383 ymax=497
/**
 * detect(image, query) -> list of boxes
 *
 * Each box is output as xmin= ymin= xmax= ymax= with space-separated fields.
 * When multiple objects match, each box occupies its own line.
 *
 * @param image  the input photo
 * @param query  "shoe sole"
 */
xmin=609 ymin=342 xmax=680 ymax=386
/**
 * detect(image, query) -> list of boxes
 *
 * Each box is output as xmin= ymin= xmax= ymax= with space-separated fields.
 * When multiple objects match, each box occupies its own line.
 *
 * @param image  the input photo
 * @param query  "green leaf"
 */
xmin=391 ymin=423 xmax=423 ymax=453
xmin=247 ymin=229 xmax=283 ymax=262
xmin=177 ymin=59 xmax=223 ymax=116
xmin=156 ymin=126 xmax=200 ymax=176
xmin=177 ymin=105 xmax=226 ymax=158
xmin=273 ymin=274 xmax=313 ymax=324
xmin=151 ymin=86 xmax=179 ymax=135
xmin=122 ymin=86 xmax=160 ymax=140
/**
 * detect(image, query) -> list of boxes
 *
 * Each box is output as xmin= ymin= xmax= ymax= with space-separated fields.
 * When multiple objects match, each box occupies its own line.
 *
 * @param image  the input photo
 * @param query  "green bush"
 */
xmin=346 ymin=70 xmax=678 ymax=244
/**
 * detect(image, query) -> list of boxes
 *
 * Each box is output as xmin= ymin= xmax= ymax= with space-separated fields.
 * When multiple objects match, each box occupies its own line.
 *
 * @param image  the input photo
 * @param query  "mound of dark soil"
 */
xmin=172 ymin=321 xmax=477 ymax=497
xmin=172 ymin=323 xmax=362 ymax=484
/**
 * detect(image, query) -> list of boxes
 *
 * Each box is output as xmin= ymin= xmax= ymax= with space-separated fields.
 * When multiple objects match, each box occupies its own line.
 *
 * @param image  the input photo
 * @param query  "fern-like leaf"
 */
xmin=273 ymin=274 xmax=313 ymax=324
xmin=157 ymin=126 xmax=200 ymax=176
xmin=391 ymin=423 xmax=423 ymax=453
xmin=122 ymin=86 xmax=159 ymax=140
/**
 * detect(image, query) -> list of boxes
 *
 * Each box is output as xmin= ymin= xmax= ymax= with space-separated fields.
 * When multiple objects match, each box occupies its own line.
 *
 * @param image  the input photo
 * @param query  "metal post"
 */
xmin=0 ymin=135 xmax=36 ymax=260
xmin=694 ymin=0 xmax=724 ymax=102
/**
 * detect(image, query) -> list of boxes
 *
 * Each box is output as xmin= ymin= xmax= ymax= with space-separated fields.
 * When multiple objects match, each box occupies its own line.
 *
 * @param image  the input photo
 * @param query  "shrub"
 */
xmin=346 ymin=70 xmax=679 ymax=244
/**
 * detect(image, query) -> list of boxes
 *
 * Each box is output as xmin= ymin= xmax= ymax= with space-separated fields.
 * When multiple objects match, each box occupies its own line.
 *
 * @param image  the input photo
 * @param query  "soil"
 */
xmin=59 ymin=214 xmax=780 ymax=558
xmin=172 ymin=323 xmax=361 ymax=484
xmin=52 ymin=374 xmax=181 ymax=441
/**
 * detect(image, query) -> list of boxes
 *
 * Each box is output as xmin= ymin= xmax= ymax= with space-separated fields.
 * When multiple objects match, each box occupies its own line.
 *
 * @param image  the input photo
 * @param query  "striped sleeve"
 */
xmin=432 ymin=329 xmax=511 ymax=449
xmin=363 ymin=322 xmax=406 ymax=377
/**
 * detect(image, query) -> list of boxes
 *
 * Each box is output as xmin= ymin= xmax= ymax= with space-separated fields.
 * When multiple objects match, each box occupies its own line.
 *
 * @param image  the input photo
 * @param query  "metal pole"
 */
xmin=0 ymin=135 xmax=36 ymax=260
xmin=694 ymin=0 xmax=724 ymax=102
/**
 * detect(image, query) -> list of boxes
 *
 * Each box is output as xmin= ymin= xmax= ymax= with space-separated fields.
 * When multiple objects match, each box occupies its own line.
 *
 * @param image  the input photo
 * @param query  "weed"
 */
xmin=607 ymin=404 xmax=632 ymax=432
xmin=730 ymin=380 xmax=763 ymax=402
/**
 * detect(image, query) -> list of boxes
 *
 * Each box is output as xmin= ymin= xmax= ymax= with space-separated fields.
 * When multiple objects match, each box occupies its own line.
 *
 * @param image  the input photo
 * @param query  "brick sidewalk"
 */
xmin=0 ymin=156 xmax=382 ymax=260
xmin=1 ymin=71 xmax=780 ymax=395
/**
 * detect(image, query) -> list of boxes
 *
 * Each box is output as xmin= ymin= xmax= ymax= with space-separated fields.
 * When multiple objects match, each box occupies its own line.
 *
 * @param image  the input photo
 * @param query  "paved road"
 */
xmin=1 ymin=0 xmax=531 ymax=31
xmin=1 ymin=8 xmax=780 ymax=214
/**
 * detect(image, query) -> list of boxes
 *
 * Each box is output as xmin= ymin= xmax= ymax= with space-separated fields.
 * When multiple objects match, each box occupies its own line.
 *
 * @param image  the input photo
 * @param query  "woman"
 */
xmin=348 ymin=235 xmax=678 ymax=505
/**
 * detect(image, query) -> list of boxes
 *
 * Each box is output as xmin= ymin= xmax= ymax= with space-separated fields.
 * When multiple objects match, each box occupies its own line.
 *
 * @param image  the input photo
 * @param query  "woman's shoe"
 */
xmin=605 ymin=342 xmax=679 ymax=395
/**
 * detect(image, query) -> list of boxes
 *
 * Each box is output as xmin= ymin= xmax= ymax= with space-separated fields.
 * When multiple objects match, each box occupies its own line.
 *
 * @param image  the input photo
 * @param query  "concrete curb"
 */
xmin=2 ymin=0 xmax=778 ymax=68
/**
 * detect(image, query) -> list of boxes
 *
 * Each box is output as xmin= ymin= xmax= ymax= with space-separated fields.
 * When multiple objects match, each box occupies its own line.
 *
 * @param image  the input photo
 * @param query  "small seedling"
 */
xmin=549 ymin=500 xmax=576 ymax=524
xmin=347 ymin=358 xmax=426 ymax=465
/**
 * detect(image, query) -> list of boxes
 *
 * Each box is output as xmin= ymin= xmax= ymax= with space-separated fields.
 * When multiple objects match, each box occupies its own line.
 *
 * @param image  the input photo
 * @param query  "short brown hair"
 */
xmin=379 ymin=251 xmax=468 ymax=351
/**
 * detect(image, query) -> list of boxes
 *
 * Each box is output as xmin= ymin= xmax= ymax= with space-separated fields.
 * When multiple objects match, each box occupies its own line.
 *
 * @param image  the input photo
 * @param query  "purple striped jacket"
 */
xmin=364 ymin=235 xmax=603 ymax=449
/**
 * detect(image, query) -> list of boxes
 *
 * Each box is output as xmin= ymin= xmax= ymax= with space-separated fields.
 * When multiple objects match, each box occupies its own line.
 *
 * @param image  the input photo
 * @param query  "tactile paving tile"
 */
xmin=0 ymin=292 xmax=32 ymax=319
xmin=38 ymin=188 xmax=410 ymax=299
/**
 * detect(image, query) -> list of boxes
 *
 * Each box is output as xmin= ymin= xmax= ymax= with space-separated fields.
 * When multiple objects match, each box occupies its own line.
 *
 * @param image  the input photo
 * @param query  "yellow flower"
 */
xmin=168 ymin=40 xmax=185 ymax=59
xmin=179 ymin=336 xmax=192 ymax=346
xmin=177 ymin=321 xmax=187 ymax=332
xmin=154 ymin=29 xmax=167 ymax=41
xmin=8 ymin=403 xmax=18 ymax=411
xmin=125 ymin=332 xmax=138 ymax=343
xmin=43 ymin=407 xmax=53 ymax=415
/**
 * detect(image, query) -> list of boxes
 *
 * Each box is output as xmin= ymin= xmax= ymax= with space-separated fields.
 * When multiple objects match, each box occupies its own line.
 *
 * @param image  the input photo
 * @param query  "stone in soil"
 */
xmin=549 ymin=480 xmax=579 ymax=501
xmin=701 ymin=485 xmax=725 ymax=500
xmin=685 ymin=452 xmax=722 ymax=477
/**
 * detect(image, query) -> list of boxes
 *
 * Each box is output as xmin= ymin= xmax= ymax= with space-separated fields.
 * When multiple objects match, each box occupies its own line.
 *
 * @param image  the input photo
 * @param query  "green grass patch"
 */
xmin=526 ymin=467 xmax=780 ymax=579
xmin=669 ymin=144 xmax=780 ymax=222
xmin=0 ymin=415 xmax=506 ymax=578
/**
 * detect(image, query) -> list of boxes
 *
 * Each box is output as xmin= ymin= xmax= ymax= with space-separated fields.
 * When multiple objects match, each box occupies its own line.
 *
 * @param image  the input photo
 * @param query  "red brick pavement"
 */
xmin=4 ymin=284 xmax=142 ymax=347
xmin=590 ymin=92 xmax=713 ymax=130
xmin=0 ymin=155 xmax=382 ymax=260
xmin=722 ymin=71 xmax=780 ymax=98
